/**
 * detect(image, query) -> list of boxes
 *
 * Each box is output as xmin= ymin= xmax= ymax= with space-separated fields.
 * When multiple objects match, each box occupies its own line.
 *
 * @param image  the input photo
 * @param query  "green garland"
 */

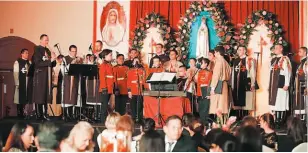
xmin=236 ymin=10 xmax=288 ymax=51
xmin=176 ymin=0 xmax=236 ymax=60
xmin=130 ymin=12 xmax=176 ymax=53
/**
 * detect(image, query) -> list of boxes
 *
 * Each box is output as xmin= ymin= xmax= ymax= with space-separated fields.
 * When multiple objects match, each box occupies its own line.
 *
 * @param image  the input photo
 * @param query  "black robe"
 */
xmin=269 ymin=57 xmax=284 ymax=106
xmin=14 ymin=58 xmax=32 ymax=104
xmin=32 ymin=45 xmax=52 ymax=104
xmin=293 ymin=57 xmax=307 ymax=110
xmin=232 ymin=57 xmax=249 ymax=107
xmin=57 ymin=56 xmax=80 ymax=105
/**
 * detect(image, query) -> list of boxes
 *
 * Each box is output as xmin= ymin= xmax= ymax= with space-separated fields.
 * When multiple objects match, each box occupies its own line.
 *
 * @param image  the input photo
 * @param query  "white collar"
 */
xmin=164 ymin=135 xmax=177 ymax=143
xmin=275 ymin=54 xmax=283 ymax=58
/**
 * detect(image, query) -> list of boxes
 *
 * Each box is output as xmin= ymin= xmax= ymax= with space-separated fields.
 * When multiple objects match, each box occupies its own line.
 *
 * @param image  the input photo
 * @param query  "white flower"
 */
xmin=192 ymin=4 xmax=196 ymax=9
xmin=279 ymin=41 xmax=282 ymax=44
xmin=279 ymin=37 xmax=282 ymax=40
xmin=181 ymin=35 xmax=184 ymax=39
xmin=247 ymin=25 xmax=250 ymax=29
xmin=134 ymin=41 xmax=137 ymax=45
xmin=193 ymin=12 xmax=196 ymax=16
xmin=275 ymin=23 xmax=279 ymax=27
xmin=217 ymin=16 xmax=220 ymax=19
xmin=164 ymin=40 xmax=168 ymax=44
xmin=262 ymin=11 xmax=267 ymax=15
xmin=242 ymin=30 xmax=246 ymax=34
xmin=146 ymin=24 xmax=149 ymax=28
xmin=243 ymin=36 xmax=247 ymax=39
xmin=269 ymin=31 xmax=273 ymax=34
xmin=275 ymin=30 xmax=278 ymax=34
xmin=203 ymin=8 xmax=207 ymax=11
xmin=181 ymin=47 xmax=185 ymax=51
xmin=251 ymin=24 xmax=255 ymax=28
xmin=186 ymin=9 xmax=190 ymax=13
xmin=137 ymin=32 xmax=141 ymax=36
xmin=184 ymin=18 xmax=188 ymax=22
xmin=183 ymin=29 xmax=187 ymax=34
xmin=157 ymin=24 xmax=161 ymax=28
xmin=234 ymin=46 xmax=238 ymax=50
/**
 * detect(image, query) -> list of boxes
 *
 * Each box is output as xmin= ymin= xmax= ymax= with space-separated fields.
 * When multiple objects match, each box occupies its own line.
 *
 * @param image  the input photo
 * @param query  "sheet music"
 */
xmin=148 ymin=72 xmax=176 ymax=82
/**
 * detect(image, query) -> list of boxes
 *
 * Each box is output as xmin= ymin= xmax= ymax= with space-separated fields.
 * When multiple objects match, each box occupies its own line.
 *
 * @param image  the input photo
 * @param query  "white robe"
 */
xmin=269 ymin=55 xmax=291 ymax=111
xmin=196 ymin=22 xmax=210 ymax=58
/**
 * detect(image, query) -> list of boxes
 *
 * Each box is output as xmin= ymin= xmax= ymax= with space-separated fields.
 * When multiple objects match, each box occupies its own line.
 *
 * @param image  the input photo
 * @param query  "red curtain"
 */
xmin=129 ymin=1 xmax=299 ymax=55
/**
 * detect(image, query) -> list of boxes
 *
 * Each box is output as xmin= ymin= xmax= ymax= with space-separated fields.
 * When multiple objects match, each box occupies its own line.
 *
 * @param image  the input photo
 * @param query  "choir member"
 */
xmin=268 ymin=44 xmax=292 ymax=125
xmin=163 ymin=50 xmax=183 ymax=76
xmin=195 ymin=58 xmax=212 ymax=125
xmin=58 ymin=45 xmax=83 ymax=121
xmin=177 ymin=66 xmax=187 ymax=91
xmin=145 ymin=56 xmax=164 ymax=90
xmin=231 ymin=46 xmax=256 ymax=119
xmin=209 ymin=46 xmax=231 ymax=117
xmin=185 ymin=58 xmax=198 ymax=113
xmin=99 ymin=49 xmax=114 ymax=123
xmin=94 ymin=40 xmax=103 ymax=64
xmin=113 ymin=54 xmax=129 ymax=115
xmin=124 ymin=49 xmax=139 ymax=68
xmin=208 ymin=50 xmax=215 ymax=72
xmin=32 ymin=34 xmax=56 ymax=120
xmin=127 ymin=58 xmax=146 ymax=122
xmin=13 ymin=49 xmax=32 ymax=118
xmin=149 ymin=43 xmax=170 ymax=68
xmin=84 ymin=54 xmax=95 ymax=65
xmin=293 ymin=47 xmax=307 ymax=120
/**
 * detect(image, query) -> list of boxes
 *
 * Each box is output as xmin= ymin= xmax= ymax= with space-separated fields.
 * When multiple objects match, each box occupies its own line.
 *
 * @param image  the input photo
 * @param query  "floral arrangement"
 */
xmin=236 ymin=10 xmax=288 ymax=51
xmin=212 ymin=110 xmax=238 ymax=132
xmin=176 ymin=0 xmax=237 ymax=60
xmin=131 ymin=12 xmax=176 ymax=53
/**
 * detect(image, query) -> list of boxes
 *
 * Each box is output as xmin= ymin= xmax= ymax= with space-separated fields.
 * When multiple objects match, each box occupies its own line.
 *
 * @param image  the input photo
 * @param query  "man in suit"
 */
xmin=163 ymin=115 xmax=197 ymax=152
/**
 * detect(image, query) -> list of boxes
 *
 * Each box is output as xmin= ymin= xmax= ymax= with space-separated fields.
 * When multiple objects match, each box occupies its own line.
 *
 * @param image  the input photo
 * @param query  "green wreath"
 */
xmin=131 ymin=12 xmax=175 ymax=53
xmin=176 ymin=0 xmax=236 ymax=60
xmin=236 ymin=10 xmax=288 ymax=51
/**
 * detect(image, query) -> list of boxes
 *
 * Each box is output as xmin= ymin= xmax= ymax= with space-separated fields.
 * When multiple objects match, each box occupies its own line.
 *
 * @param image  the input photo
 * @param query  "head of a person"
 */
xmin=182 ymin=113 xmax=195 ymax=129
xmin=39 ymin=34 xmax=49 ymax=47
xmin=237 ymin=46 xmax=247 ymax=57
xmin=192 ymin=121 xmax=205 ymax=135
xmin=202 ymin=128 xmax=224 ymax=151
xmin=155 ymin=43 xmax=164 ymax=55
xmin=130 ymin=49 xmax=139 ymax=59
xmin=116 ymin=54 xmax=125 ymax=65
xmin=20 ymin=49 xmax=29 ymax=60
xmin=105 ymin=112 xmax=121 ymax=130
xmin=140 ymin=118 xmax=156 ymax=133
xmin=3 ymin=122 xmax=34 ymax=152
xmin=210 ymin=131 xmax=238 ymax=152
xmin=298 ymin=46 xmax=307 ymax=57
xmin=132 ymin=57 xmax=141 ymax=67
xmin=95 ymin=40 xmax=103 ymax=51
xmin=237 ymin=126 xmax=262 ymax=152
xmin=152 ymin=56 xmax=161 ymax=68
xmin=86 ymin=54 xmax=94 ymax=63
xmin=214 ymin=46 xmax=225 ymax=57
xmin=260 ymin=113 xmax=275 ymax=130
xmin=99 ymin=49 xmax=113 ymax=62
xmin=241 ymin=116 xmax=258 ymax=128
xmin=286 ymin=116 xmax=306 ymax=145
xmin=178 ymin=66 xmax=187 ymax=78
xmin=274 ymin=44 xmax=284 ymax=55
xmin=69 ymin=45 xmax=77 ymax=58
xmin=169 ymin=50 xmax=178 ymax=60
xmin=67 ymin=121 xmax=94 ymax=152
xmin=199 ymin=58 xmax=210 ymax=69
xmin=108 ymin=9 xmax=118 ymax=24
xmin=139 ymin=130 xmax=165 ymax=152
xmin=163 ymin=115 xmax=183 ymax=142
xmin=116 ymin=115 xmax=135 ymax=134
xmin=35 ymin=122 xmax=61 ymax=151
xmin=208 ymin=50 xmax=215 ymax=61
xmin=201 ymin=17 xmax=206 ymax=23
xmin=189 ymin=58 xmax=197 ymax=68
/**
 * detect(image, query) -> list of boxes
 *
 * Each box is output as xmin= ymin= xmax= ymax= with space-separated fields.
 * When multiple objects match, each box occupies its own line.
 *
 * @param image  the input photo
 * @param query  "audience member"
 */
xmin=35 ymin=122 xmax=62 ymax=152
xmin=97 ymin=112 xmax=121 ymax=151
xmin=241 ymin=116 xmax=258 ymax=128
xmin=63 ymin=121 xmax=94 ymax=152
xmin=260 ymin=113 xmax=277 ymax=149
xmin=202 ymin=128 xmax=224 ymax=151
xmin=3 ymin=122 xmax=34 ymax=152
xmin=278 ymin=116 xmax=306 ymax=152
xmin=163 ymin=115 xmax=197 ymax=152
xmin=115 ymin=115 xmax=135 ymax=152
xmin=237 ymin=126 xmax=262 ymax=152
xmin=182 ymin=113 xmax=195 ymax=137
xmin=210 ymin=131 xmax=238 ymax=152
xmin=139 ymin=130 xmax=165 ymax=152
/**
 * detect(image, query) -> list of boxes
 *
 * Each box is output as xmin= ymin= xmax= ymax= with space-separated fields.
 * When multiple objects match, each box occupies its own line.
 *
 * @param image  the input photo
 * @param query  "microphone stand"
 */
xmin=184 ymin=68 xmax=199 ymax=113
xmin=135 ymin=63 xmax=142 ymax=123
xmin=253 ymin=52 xmax=261 ymax=118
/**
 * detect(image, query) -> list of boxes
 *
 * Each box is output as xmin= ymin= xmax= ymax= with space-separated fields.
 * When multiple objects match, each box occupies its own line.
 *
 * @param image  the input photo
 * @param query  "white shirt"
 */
xmin=165 ymin=135 xmax=177 ymax=152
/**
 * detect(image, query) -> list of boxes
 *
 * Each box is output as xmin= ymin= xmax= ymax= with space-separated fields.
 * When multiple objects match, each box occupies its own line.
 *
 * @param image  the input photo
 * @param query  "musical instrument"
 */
xmin=143 ymin=91 xmax=186 ymax=97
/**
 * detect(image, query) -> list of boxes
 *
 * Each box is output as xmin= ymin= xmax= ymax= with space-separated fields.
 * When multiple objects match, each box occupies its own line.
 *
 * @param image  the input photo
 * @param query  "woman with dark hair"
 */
xmin=3 ymin=122 xmax=34 ymax=152
xmin=237 ymin=126 xmax=262 ymax=152
xmin=260 ymin=113 xmax=277 ymax=150
xmin=278 ymin=116 xmax=306 ymax=152
xmin=139 ymin=130 xmax=165 ymax=152
xmin=131 ymin=118 xmax=156 ymax=151
xmin=210 ymin=131 xmax=238 ymax=152
xmin=181 ymin=113 xmax=195 ymax=137
xmin=202 ymin=128 xmax=224 ymax=151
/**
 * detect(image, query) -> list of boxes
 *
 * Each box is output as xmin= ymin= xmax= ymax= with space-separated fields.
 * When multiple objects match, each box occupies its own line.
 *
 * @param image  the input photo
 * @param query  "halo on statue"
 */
xmin=130 ymin=12 xmax=176 ymax=65
xmin=176 ymin=1 xmax=236 ymax=62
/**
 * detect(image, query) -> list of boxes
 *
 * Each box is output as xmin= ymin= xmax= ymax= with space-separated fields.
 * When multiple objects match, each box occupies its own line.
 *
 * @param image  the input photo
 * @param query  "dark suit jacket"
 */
xmin=172 ymin=135 xmax=198 ymax=152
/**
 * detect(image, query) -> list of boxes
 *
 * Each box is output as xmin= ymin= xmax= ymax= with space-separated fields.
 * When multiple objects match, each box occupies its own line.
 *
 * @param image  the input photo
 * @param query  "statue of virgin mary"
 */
xmin=196 ymin=17 xmax=210 ymax=58
xmin=102 ymin=9 xmax=125 ymax=47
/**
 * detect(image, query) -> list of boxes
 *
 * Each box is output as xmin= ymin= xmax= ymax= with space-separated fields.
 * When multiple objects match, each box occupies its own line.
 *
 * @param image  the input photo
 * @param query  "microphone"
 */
xmin=89 ymin=43 xmax=92 ymax=51
xmin=54 ymin=43 xmax=59 ymax=47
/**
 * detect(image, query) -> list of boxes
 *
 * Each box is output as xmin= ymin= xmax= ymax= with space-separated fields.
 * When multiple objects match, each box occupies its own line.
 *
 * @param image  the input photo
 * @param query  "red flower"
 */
xmin=165 ymin=34 xmax=170 ymax=39
xmin=240 ymin=40 xmax=245 ymax=44
xmin=225 ymin=35 xmax=232 ymax=42
xmin=233 ymin=36 xmax=240 ymax=40
xmin=248 ymin=19 xmax=252 ymax=23
xmin=189 ymin=13 xmax=193 ymax=19
xmin=218 ymin=31 xmax=225 ymax=37
xmin=269 ymin=25 xmax=272 ymax=29
xmin=141 ymin=27 xmax=145 ymax=31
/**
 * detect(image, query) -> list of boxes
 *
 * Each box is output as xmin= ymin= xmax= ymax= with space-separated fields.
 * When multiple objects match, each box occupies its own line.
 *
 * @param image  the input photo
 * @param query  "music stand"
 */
xmin=68 ymin=64 xmax=98 ymax=122
xmin=147 ymin=72 xmax=176 ymax=127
